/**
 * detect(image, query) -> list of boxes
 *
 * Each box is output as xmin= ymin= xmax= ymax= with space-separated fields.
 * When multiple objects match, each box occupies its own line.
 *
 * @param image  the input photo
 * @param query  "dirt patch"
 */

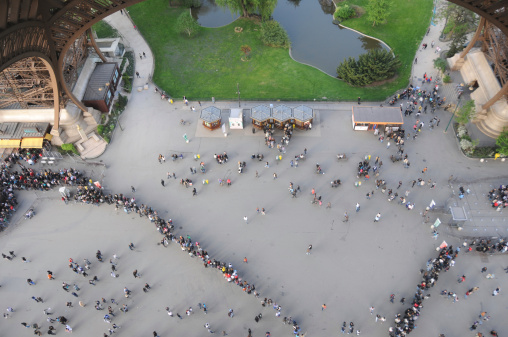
xmin=365 ymin=74 xmax=399 ymax=87
xmin=352 ymin=5 xmax=365 ymax=17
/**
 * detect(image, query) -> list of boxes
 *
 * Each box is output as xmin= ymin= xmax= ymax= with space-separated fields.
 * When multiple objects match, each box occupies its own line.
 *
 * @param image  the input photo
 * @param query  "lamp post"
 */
xmin=117 ymin=118 xmax=123 ymax=131
xmin=444 ymin=96 xmax=461 ymax=133
xmin=236 ymin=83 xmax=240 ymax=108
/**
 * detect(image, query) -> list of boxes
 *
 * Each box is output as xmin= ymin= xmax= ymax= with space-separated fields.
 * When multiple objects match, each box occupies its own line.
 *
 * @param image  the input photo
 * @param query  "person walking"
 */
xmin=306 ymin=244 xmax=312 ymax=255
xmin=131 ymin=186 xmax=136 ymax=193
xmin=192 ymin=188 xmax=197 ymax=196
xmin=355 ymin=203 xmax=360 ymax=212
xmin=374 ymin=213 xmax=381 ymax=222
xmin=161 ymin=179 xmax=165 ymax=187
xmin=343 ymin=212 xmax=349 ymax=222
xmin=244 ymin=216 xmax=248 ymax=224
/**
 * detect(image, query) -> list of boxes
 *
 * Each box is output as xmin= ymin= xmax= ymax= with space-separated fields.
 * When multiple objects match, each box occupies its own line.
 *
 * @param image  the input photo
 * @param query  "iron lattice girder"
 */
xmin=0 ymin=57 xmax=56 ymax=109
xmin=448 ymin=0 xmax=508 ymax=37
xmin=0 ymin=23 xmax=50 ymax=70
xmin=483 ymin=21 xmax=508 ymax=86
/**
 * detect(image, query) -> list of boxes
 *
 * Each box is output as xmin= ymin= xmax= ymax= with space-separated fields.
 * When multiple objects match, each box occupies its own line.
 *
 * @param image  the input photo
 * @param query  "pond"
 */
xmin=191 ymin=0 xmax=388 ymax=76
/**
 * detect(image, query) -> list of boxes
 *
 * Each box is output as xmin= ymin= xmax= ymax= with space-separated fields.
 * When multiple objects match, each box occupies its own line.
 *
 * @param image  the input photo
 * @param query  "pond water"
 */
xmin=191 ymin=0 xmax=388 ymax=76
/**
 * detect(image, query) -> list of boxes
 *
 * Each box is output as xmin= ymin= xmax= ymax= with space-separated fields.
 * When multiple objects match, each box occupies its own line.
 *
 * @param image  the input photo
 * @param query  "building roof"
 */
xmin=200 ymin=106 xmax=221 ymax=123
xmin=0 ymin=122 xmax=49 ymax=139
xmin=251 ymin=105 xmax=271 ymax=121
xmin=293 ymin=105 xmax=313 ymax=122
xmin=82 ymin=63 xmax=117 ymax=102
xmin=272 ymin=105 xmax=292 ymax=121
xmin=229 ymin=108 xmax=242 ymax=119
xmin=352 ymin=106 xmax=403 ymax=124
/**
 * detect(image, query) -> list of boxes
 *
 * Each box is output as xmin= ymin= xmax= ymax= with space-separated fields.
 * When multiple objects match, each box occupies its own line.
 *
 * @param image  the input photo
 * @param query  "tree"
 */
xmin=496 ymin=128 xmax=508 ymax=156
xmin=455 ymin=99 xmax=476 ymax=125
xmin=366 ymin=0 xmax=391 ymax=26
xmin=176 ymin=12 xmax=200 ymax=37
xmin=215 ymin=0 xmax=278 ymax=20
xmin=334 ymin=4 xmax=356 ymax=21
xmin=337 ymin=49 xmax=401 ymax=86
xmin=240 ymin=45 xmax=252 ymax=60
xmin=260 ymin=20 xmax=290 ymax=48
xmin=433 ymin=58 xmax=447 ymax=74
xmin=437 ymin=3 xmax=477 ymax=57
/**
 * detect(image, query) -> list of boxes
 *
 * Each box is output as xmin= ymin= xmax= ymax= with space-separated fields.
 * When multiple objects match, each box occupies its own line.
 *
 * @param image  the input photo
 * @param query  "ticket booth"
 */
xmin=352 ymin=106 xmax=403 ymax=131
xmin=229 ymin=108 xmax=243 ymax=129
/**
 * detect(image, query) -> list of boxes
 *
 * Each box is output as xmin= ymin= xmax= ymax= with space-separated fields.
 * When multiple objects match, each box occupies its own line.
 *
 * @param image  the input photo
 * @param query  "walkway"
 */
xmin=103 ymin=10 xmax=154 ymax=88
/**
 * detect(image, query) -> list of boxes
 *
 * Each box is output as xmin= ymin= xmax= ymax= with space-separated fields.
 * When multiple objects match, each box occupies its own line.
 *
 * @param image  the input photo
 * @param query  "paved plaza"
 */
xmin=1 ymin=5 xmax=508 ymax=337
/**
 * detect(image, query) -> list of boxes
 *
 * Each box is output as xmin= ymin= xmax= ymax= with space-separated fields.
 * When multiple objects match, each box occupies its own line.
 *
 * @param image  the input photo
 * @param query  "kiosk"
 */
xmin=251 ymin=105 xmax=271 ymax=129
xmin=293 ymin=105 xmax=314 ymax=130
xmin=200 ymin=106 xmax=222 ymax=130
xmin=272 ymin=105 xmax=292 ymax=129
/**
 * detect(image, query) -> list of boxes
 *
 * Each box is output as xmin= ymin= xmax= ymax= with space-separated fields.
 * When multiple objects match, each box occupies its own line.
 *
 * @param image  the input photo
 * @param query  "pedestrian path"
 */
xmin=103 ymin=10 xmax=154 ymax=89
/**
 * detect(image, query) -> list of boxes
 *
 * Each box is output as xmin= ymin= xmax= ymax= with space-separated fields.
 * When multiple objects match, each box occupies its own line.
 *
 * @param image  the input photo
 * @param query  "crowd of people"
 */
xmin=0 ymin=151 xmax=305 ymax=336
xmin=389 ymin=246 xmax=458 ymax=337
xmin=488 ymin=184 xmax=507 ymax=211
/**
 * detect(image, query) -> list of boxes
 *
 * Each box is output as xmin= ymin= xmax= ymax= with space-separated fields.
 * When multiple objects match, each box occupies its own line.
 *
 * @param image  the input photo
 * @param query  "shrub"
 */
xmin=61 ymin=143 xmax=79 ymax=155
xmin=455 ymin=99 xmax=476 ymax=125
xmin=97 ymin=125 xmax=105 ymax=136
xmin=472 ymin=146 xmax=497 ymax=158
xmin=103 ymin=136 xmax=110 ymax=143
xmin=124 ymin=51 xmax=135 ymax=76
xmin=456 ymin=125 xmax=467 ymax=138
xmin=433 ymin=58 xmax=447 ymax=73
xmin=122 ymin=74 xmax=132 ymax=93
xmin=459 ymin=139 xmax=474 ymax=152
xmin=334 ymin=4 xmax=356 ymax=21
xmin=337 ymin=49 xmax=401 ymax=86
xmin=260 ymin=21 xmax=290 ymax=49
xmin=114 ymin=94 xmax=128 ymax=113
xmin=443 ymin=74 xmax=451 ymax=83
xmin=496 ymin=128 xmax=508 ymax=156
xmin=176 ymin=11 xmax=200 ymax=37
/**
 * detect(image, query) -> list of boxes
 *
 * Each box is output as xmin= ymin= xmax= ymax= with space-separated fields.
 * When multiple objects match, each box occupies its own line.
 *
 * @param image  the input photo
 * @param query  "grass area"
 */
xmin=339 ymin=0 xmax=434 ymax=88
xmin=128 ymin=0 xmax=432 ymax=101
xmin=92 ymin=21 xmax=120 ymax=38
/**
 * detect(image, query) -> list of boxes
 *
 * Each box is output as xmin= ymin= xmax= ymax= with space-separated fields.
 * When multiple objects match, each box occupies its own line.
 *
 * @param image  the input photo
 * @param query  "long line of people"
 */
xmin=1 ymin=154 xmax=300 ymax=336
xmin=390 ymin=246 xmax=458 ymax=337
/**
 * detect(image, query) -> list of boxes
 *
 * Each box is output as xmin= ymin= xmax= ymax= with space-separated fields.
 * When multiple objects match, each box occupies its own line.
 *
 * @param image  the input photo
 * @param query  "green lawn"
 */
xmin=338 ymin=0 xmax=434 ymax=85
xmin=93 ymin=20 xmax=120 ymax=38
xmin=128 ymin=0 xmax=433 ymax=101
